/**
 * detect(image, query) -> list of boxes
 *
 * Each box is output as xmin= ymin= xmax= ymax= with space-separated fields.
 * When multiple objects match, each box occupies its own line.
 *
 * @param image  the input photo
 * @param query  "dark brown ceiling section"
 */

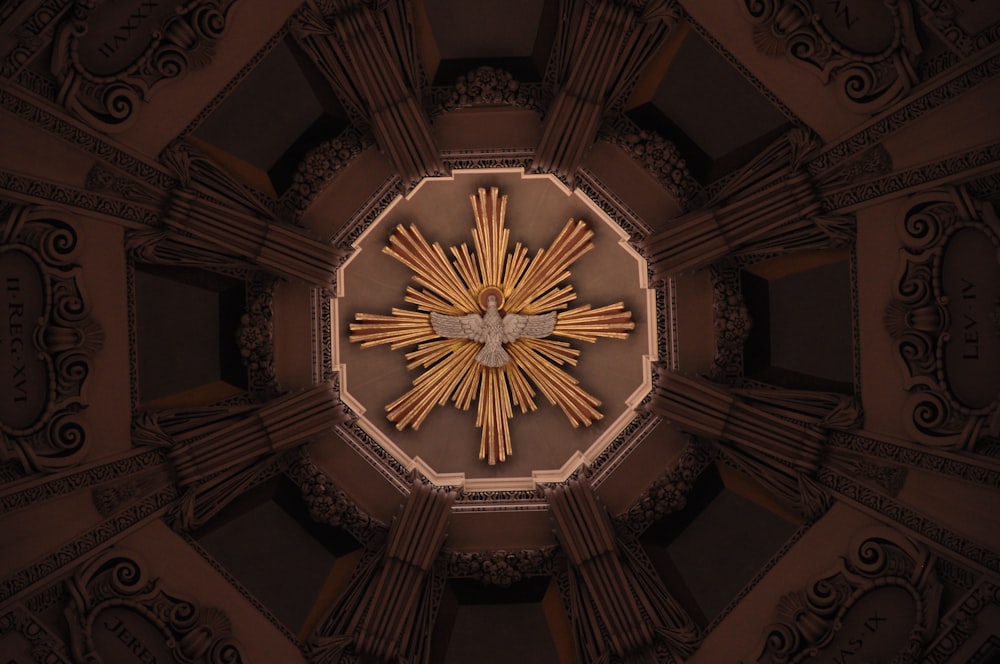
xmin=1 ymin=0 xmax=999 ymax=663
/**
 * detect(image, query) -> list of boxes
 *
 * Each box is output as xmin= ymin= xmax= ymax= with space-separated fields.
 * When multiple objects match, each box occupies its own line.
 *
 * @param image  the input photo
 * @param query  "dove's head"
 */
xmin=486 ymin=295 xmax=498 ymax=309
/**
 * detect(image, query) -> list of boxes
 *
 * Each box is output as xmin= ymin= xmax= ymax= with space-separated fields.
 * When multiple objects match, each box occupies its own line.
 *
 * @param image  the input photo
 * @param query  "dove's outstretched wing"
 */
xmin=502 ymin=311 xmax=557 ymax=343
xmin=430 ymin=312 xmax=486 ymax=342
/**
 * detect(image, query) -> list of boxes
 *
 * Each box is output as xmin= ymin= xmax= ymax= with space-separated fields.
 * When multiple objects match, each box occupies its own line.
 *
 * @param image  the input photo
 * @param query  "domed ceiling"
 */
xmin=1 ymin=0 xmax=999 ymax=663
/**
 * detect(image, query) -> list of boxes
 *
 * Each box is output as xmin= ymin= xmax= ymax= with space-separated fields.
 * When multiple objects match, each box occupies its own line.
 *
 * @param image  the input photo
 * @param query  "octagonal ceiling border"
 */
xmin=319 ymin=167 xmax=676 ymax=507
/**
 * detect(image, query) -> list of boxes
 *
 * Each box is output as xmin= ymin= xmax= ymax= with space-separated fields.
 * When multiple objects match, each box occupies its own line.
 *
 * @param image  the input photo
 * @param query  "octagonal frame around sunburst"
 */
xmin=349 ymin=186 xmax=635 ymax=464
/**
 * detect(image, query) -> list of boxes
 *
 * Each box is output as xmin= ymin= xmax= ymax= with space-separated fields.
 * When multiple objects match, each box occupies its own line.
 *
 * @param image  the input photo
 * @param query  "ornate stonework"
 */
xmin=429 ymin=66 xmax=545 ymax=116
xmin=754 ymin=529 xmax=942 ymax=663
xmin=349 ymin=186 xmax=636 ymax=464
xmin=0 ymin=209 xmax=103 ymax=473
xmin=238 ymin=276 xmax=279 ymax=399
xmin=51 ymin=0 xmax=238 ymax=131
xmin=883 ymin=193 xmax=1000 ymax=449
xmin=743 ymin=0 xmax=922 ymax=113
xmin=65 ymin=549 xmax=246 ymax=663
xmin=602 ymin=115 xmax=698 ymax=205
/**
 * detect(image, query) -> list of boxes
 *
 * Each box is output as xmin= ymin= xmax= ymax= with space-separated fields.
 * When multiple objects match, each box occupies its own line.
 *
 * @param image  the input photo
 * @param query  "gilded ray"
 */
xmin=350 ymin=186 xmax=634 ymax=464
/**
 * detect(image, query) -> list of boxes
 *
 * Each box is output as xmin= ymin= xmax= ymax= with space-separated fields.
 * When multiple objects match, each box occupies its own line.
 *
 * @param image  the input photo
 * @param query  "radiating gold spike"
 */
xmin=385 ymin=224 xmax=479 ymax=312
xmin=553 ymin=301 xmax=636 ymax=342
xmin=387 ymin=342 xmax=478 ymax=429
xmin=505 ymin=220 xmax=594 ymax=313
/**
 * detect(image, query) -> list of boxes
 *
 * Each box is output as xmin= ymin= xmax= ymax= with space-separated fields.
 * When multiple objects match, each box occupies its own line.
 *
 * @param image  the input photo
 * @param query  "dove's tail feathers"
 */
xmin=476 ymin=345 xmax=510 ymax=367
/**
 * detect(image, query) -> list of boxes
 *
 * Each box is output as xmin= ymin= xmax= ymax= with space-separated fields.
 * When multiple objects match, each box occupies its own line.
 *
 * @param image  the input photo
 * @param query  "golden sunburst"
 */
xmin=349 ymin=187 xmax=635 ymax=464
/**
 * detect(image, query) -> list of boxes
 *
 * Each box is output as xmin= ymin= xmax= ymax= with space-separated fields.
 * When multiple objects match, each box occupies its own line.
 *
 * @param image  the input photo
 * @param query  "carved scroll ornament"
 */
xmin=65 ymin=549 xmax=246 ymax=663
xmin=744 ymin=0 xmax=922 ymax=113
xmin=754 ymin=529 xmax=942 ymax=663
xmin=0 ymin=210 xmax=103 ymax=473
xmin=51 ymin=0 xmax=237 ymax=132
xmin=883 ymin=193 xmax=1000 ymax=450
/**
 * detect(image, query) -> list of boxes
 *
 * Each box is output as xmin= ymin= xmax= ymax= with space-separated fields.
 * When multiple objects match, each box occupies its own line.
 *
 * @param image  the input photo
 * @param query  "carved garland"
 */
xmin=754 ymin=530 xmax=942 ymax=663
xmin=51 ymin=0 xmax=237 ymax=132
xmin=743 ymin=0 xmax=922 ymax=113
xmin=0 ymin=209 xmax=103 ymax=473
xmin=601 ymin=115 xmax=699 ymax=206
xmin=237 ymin=275 xmax=279 ymax=399
xmin=428 ymin=65 xmax=546 ymax=117
xmin=65 ymin=549 xmax=246 ymax=663
xmin=883 ymin=194 xmax=1000 ymax=449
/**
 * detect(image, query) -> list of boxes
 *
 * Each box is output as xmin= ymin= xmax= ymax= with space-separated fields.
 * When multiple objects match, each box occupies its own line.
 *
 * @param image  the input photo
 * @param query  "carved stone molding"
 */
xmin=883 ymin=193 xmax=1000 ymax=449
xmin=0 ymin=86 xmax=178 ymax=191
xmin=744 ymin=0 xmax=922 ymax=113
xmin=754 ymin=529 xmax=942 ymax=663
xmin=818 ymin=467 xmax=1000 ymax=575
xmin=0 ymin=448 xmax=165 ymax=517
xmin=0 ymin=209 xmax=104 ymax=473
xmin=827 ymin=430 xmax=1000 ymax=490
xmin=807 ymin=51 xmax=1000 ymax=178
xmin=0 ymin=484 xmax=177 ymax=605
xmin=820 ymin=141 xmax=1000 ymax=212
xmin=922 ymin=582 xmax=1000 ymax=664
xmin=0 ymin=171 xmax=162 ymax=226
xmin=65 ymin=549 xmax=246 ymax=663
xmin=0 ymin=604 xmax=71 ymax=663
xmin=915 ymin=0 xmax=1000 ymax=57
xmin=51 ymin=0 xmax=237 ymax=132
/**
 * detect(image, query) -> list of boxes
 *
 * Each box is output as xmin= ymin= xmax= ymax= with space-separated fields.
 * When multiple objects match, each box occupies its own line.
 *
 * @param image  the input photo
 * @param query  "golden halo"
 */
xmin=478 ymin=286 xmax=504 ymax=311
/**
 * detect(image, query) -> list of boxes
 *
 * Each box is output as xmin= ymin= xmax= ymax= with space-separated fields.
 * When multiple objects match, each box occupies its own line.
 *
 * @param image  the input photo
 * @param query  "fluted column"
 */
xmin=293 ymin=0 xmax=443 ymax=188
xmin=645 ymin=373 xmax=830 ymax=517
xmin=134 ymin=384 xmax=350 ymax=530
xmin=161 ymin=188 xmax=341 ymax=287
xmin=165 ymin=384 xmax=346 ymax=486
xmin=310 ymin=482 xmax=456 ymax=663
xmin=640 ymin=130 xmax=854 ymax=278
xmin=546 ymin=476 xmax=698 ymax=662
xmin=143 ymin=141 xmax=343 ymax=287
xmin=533 ymin=0 xmax=678 ymax=183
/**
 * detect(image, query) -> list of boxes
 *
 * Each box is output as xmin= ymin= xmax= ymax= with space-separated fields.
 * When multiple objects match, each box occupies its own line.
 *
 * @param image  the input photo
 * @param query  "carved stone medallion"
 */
xmin=0 ymin=208 xmax=103 ymax=472
xmin=51 ymin=0 xmax=237 ymax=131
xmin=884 ymin=192 xmax=1000 ymax=449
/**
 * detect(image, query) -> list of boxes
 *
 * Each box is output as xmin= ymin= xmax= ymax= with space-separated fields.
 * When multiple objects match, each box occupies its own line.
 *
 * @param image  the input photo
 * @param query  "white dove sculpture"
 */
xmin=430 ymin=295 xmax=557 ymax=367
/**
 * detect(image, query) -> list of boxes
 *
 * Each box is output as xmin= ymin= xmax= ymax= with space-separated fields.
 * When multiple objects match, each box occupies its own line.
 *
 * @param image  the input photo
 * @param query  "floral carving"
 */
xmin=287 ymin=450 xmax=388 ymax=546
xmin=432 ymin=66 xmax=544 ymax=116
xmin=444 ymin=548 xmax=558 ymax=587
xmin=710 ymin=264 xmax=752 ymax=382
xmin=237 ymin=277 xmax=279 ymax=399
xmin=603 ymin=117 xmax=697 ymax=204
xmin=281 ymin=125 xmax=374 ymax=219
xmin=614 ymin=440 xmax=714 ymax=537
